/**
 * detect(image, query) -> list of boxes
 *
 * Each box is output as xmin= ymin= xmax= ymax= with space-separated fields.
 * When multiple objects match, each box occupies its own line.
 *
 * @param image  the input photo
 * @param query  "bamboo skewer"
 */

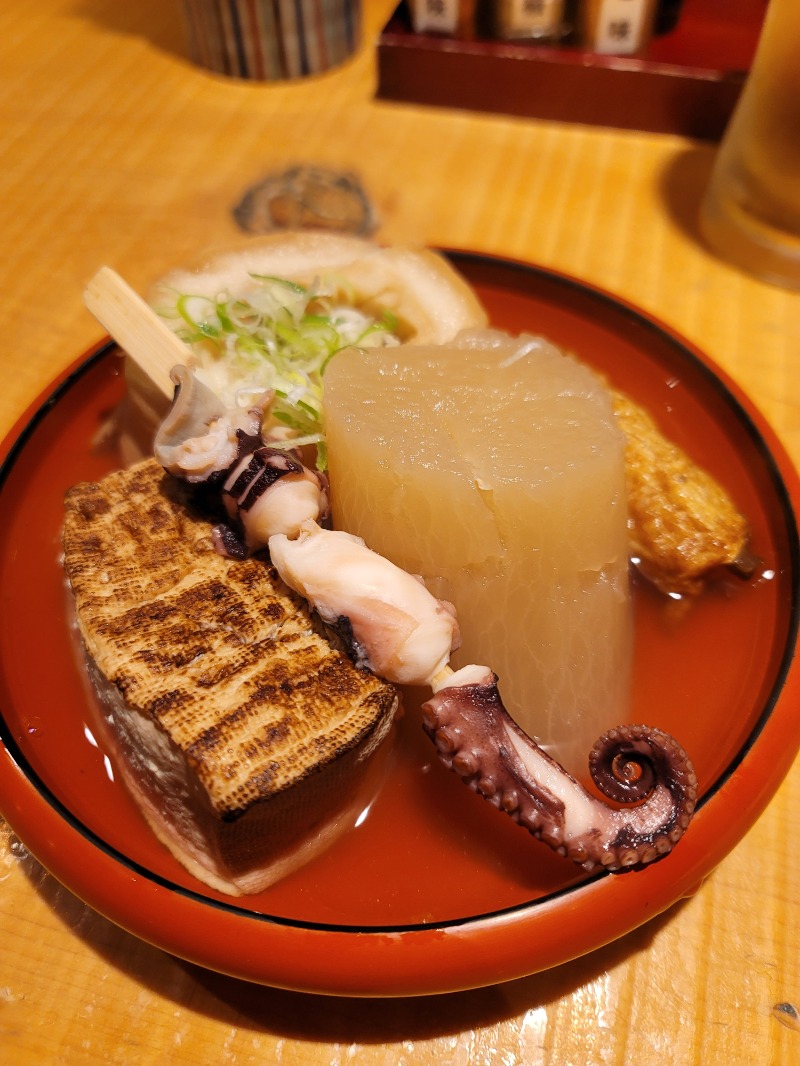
xmin=431 ymin=665 xmax=454 ymax=692
xmin=84 ymin=266 xmax=187 ymax=399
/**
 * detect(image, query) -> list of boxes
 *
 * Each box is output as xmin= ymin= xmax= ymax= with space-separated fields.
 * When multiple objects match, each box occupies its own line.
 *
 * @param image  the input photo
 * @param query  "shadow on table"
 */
xmin=13 ymin=828 xmax=688 ymax=1044
xmin=656 ymin=143 xmax=717 ymax=253
xmin=184 ymin=903 xmax=686 ymax=1043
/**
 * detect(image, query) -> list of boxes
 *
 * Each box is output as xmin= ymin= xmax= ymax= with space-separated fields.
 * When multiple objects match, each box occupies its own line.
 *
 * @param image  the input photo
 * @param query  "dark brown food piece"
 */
xmin=612 ymin=389 xmax=756 ymax=596
xmin=233 ymin=165 xmax=376 ymax=236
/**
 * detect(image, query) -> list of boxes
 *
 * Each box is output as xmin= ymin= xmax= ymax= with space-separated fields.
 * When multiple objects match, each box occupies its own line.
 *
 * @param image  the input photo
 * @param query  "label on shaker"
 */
xmin=499 ymin=0 xmax=564 ymax=38
xmin=410 ymin=0 xmax=462 ymax=35
xmin=590 ymin=0 xmax=651 ymax=54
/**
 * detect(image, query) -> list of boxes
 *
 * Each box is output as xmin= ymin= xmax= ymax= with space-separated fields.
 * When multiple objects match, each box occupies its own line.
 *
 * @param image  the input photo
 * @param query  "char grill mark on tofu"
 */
xmin=63 ymin=459 xmax=397 ymax=825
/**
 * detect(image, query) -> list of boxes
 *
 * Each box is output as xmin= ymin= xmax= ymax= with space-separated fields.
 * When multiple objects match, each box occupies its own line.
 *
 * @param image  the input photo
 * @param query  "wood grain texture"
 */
xmin=1 ymin=0 xmax=798 ymax=1062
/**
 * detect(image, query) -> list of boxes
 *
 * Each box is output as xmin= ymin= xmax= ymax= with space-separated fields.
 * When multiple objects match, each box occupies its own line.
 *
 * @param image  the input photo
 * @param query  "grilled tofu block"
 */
xmin=63 ymin=458 xmax=398 ymax=895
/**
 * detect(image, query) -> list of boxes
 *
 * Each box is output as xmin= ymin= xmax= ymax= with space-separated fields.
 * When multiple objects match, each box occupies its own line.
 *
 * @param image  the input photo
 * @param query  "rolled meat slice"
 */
xmin=268 ymin=521 xmax=460 ymax=686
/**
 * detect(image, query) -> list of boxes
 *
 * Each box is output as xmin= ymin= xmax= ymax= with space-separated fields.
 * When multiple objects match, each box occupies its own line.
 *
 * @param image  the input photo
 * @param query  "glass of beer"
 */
xmin=700 ymin=0 xmax=800 ymax=288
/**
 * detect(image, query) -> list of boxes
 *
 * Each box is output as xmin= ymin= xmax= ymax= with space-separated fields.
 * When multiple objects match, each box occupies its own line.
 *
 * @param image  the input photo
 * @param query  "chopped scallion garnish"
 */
xmin=157 ymin=273 xmax=400 ymax=470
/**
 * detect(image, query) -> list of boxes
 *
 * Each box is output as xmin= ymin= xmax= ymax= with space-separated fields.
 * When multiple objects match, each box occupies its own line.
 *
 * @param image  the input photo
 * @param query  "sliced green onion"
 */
xmin=159 ymin=272 xmax=400 ymax=470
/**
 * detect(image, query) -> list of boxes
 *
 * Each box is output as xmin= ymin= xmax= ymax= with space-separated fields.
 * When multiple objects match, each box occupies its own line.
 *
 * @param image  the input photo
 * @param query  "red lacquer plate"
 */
xmin=0 ymin=253 xmax=798 ymax=997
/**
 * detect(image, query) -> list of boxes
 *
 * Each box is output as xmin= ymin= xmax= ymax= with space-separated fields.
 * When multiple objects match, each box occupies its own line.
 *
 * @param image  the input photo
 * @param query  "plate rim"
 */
xmin=1 ymin=251 xmax=799 ymax=996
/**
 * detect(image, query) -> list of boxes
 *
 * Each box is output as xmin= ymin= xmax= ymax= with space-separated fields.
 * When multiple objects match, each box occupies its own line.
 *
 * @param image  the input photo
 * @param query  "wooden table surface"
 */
xmin=2 ymin=1 xmax=799 ymax=1062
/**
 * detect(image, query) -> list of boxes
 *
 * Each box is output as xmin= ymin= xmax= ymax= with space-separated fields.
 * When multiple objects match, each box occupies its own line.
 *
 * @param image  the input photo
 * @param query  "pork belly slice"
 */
xmin=63 ymin=459 xmax=398 ymax=895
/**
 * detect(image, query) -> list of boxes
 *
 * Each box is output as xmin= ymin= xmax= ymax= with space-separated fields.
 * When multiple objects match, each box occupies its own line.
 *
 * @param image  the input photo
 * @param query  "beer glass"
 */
xmin=700 ymin=0 xmax=800 ymax=288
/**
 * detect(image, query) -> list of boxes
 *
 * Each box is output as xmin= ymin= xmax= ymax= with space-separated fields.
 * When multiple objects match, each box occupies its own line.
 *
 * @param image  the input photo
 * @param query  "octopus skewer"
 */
xmin=156 ymin=366 xmax=330 ymax=554
xmin=270 ymin=525 xmax=698 ymax=873
xmin=154 ymin=366 xmax=698 ymax=874
xmin=423 ymin=666 xmax=697 ymax=871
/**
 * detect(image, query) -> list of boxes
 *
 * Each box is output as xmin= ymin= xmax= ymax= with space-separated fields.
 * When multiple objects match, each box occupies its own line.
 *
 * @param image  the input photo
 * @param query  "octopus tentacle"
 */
xmin=421 ymin=668 xmax=697 ymax=872
xmin=588 ymin=725 xmax=691 ymax=805
xmin=154 ymin=365 xmax=264 ymax=483
xmin=154 ymin=366 xmax=328 ymax=548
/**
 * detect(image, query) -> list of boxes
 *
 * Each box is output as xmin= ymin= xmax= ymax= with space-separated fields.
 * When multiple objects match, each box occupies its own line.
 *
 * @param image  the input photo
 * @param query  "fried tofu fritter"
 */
xmin=612 ymin=390 xmax=756 ymax=596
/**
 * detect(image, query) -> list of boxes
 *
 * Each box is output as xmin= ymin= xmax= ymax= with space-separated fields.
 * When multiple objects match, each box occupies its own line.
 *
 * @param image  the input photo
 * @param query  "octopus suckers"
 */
xmin=434 ymin=727 xmax=458 ymax=754
xmin=520 ymin=812 xmax=541 ymax=834
xmin=453 ymin=751 xmax=478 ymax=777
xmin=540 ymin=826 xmax=562 ymax=849
xmin=420 ymin=683 xmax=696 ymax=874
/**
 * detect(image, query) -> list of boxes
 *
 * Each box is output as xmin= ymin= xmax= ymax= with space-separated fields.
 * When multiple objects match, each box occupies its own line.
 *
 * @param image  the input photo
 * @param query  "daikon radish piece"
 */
xmin=323 ymin=329 xmax=632 ymax=777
